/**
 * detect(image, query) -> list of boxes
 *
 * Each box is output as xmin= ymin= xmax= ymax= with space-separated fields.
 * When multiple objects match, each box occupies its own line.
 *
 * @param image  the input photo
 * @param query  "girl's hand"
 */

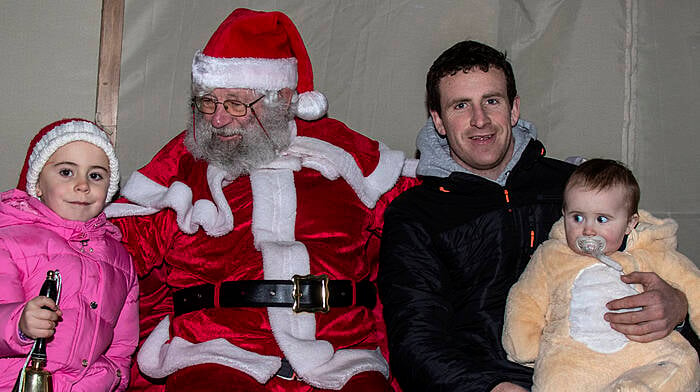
xmin=19 ymin=296 xmax=63 ymax=339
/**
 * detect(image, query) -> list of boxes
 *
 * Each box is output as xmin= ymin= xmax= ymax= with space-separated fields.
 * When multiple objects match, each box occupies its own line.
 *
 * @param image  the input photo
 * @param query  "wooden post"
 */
xmin=95 ymin=0 xmax=124 ymax=146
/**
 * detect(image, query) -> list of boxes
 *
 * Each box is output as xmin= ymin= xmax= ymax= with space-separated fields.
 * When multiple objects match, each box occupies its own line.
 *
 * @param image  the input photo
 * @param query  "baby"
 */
xmin=0 ymin=119 xmax=138 ymax=391
xmin=503 ymin=159 xmax=699 ymax=391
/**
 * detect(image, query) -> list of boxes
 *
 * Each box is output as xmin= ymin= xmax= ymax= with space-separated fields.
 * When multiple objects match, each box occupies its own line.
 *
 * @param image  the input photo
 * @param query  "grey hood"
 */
xmin=415 ymin=117 xmax=537 ymax=186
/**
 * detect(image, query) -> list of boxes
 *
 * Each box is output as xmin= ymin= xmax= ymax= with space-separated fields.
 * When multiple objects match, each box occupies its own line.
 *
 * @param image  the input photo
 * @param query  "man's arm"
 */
xmin=378 ymin=206 xmax=531 ymax=392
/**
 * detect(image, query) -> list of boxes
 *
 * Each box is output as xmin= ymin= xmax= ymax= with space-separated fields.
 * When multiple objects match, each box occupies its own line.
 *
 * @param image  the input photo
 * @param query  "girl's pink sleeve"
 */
xmin=0 ymin=241 xmax=34 ymax=356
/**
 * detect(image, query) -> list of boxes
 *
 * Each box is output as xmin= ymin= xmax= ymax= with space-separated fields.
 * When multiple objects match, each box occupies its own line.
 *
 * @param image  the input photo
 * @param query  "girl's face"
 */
xmin=36 ymin=141 xmax=110 ymax=221
xmin=563 ymin=185 xmax=639 ymax=256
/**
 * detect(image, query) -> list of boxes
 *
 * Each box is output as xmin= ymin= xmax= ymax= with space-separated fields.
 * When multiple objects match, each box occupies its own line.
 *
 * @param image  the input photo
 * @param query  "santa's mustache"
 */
xmin=212 ymin=128 xmax=243 ymax=137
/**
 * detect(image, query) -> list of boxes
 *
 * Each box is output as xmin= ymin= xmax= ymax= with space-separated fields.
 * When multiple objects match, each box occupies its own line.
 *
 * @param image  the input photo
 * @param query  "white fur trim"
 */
xmin=104 ymin=167 xmax=234 ymax=236
xmin=192 ymin=51 xmax=297 ymax=92
xmin=260 ymin=241 xmax=333 ymax=377
xmin=104 ymin=201 xmax=160 ymax=218
xmin=138 ymin=316 xmax=280 ymax=383
xmin=569 ymin=263 xmax=639 ymax=353
xmin=27 ymin=120 xmax=119 ymax=202
xmin=250 ymin=167 xmax=389 ymax=388
xmin=295 ymin=91 xmax=328 ymax=120
xmin=297 ymin=348 xmax=389 ymax=389
xmin=402 ymin=158 xmax=418 ymax=177
xmin=259 ymin=155 xmax=301 ymax=171
xmin=284 ymin=138 xmax=405 ymax=208
xmin=249 ymin=168 xmax=297 ymax=247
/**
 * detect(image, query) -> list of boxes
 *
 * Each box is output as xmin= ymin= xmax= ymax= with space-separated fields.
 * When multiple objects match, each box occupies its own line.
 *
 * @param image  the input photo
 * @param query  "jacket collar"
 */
xmin=415 ymin=117 xmax=537 ymax=186
xmin=0 ymin=188 xmax=120 ymax=241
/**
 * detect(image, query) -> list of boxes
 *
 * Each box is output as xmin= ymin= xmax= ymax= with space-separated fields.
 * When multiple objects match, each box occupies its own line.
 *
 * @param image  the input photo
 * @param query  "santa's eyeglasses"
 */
xmin=193 ymin=95 xmax=265 ymax=117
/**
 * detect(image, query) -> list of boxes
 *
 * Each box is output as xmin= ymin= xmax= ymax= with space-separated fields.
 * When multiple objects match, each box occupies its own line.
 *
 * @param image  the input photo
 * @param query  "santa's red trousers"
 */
xmin=165 ymin=364 xmax=393 ymax=391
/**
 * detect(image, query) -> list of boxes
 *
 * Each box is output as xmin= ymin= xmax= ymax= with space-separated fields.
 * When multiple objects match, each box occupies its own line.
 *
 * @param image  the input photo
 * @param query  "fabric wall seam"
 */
xmin=622 ymin=0 xmax=638 ymax=168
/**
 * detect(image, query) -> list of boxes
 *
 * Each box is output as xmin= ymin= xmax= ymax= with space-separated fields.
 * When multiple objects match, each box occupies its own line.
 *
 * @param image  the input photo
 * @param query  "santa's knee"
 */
xmin=165 ymin=364 xmax=265 ymax=392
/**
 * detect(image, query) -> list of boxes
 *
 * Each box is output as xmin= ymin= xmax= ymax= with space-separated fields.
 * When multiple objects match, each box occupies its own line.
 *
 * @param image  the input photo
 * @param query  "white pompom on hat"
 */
xmin=191 ymin=8 xmax=328 ymax=121
xmin=18 ymin=118 xmax=120 ymax=202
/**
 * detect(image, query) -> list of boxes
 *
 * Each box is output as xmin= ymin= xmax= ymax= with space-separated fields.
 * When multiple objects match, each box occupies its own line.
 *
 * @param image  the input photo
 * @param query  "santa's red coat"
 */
xmin=108 ymin=117 xmax=418 ymax=391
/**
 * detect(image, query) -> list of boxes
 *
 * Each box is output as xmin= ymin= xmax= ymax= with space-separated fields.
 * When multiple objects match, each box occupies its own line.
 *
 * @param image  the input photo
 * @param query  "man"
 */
xmin=377 ymin=40 xmax=690 ymax=392
xmin=107 ymin=9 xmax=416 ymax=391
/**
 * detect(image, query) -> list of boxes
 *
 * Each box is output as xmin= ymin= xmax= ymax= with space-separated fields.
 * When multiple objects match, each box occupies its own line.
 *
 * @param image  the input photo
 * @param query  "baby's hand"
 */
xmin=19 ymin=296 xmax=63 ymax=339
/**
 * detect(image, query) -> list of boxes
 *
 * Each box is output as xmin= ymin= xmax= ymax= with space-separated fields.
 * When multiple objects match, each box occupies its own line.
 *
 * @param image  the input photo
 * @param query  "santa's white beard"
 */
xmin=184 ymin=105 xmax=292 ymax=178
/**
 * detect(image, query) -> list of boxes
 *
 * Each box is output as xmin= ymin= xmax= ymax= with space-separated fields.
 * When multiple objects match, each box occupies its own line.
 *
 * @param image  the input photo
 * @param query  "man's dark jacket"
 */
xmin=378 ymin=137 xmax=575 ymax=391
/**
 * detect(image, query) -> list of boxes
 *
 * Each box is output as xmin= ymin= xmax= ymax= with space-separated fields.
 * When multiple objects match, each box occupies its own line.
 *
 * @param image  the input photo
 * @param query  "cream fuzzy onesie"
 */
xmin=503 ymin=210 xmax=699 ymax=392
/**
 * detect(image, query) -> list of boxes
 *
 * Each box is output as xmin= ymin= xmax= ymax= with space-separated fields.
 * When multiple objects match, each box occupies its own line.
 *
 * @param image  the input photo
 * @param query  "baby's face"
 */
xmin=36 ymin=141 xmax=110 ymax=221
xmin=563 ymin=185 xmax=638 ymax=256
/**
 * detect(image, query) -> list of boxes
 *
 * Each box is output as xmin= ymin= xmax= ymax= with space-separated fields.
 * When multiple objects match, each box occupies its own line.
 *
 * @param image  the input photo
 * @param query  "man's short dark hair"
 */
xmin=426 ymin=40 xmax=517 ymax=116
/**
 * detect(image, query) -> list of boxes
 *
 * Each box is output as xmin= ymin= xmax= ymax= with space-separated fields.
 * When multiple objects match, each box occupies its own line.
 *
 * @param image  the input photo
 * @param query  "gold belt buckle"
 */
xmin=291 ymin=274 xmax=330 ymax=313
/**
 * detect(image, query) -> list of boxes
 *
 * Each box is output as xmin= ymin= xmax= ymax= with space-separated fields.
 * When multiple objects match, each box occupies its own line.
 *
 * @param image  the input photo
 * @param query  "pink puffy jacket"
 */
xmin=0 ymin=189 xmax=138 ymax=391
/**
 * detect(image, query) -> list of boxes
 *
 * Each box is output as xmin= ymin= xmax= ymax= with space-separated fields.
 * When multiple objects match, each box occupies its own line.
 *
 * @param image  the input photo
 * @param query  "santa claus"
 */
xmin=106 ymin=8 xmax=417 ymax=391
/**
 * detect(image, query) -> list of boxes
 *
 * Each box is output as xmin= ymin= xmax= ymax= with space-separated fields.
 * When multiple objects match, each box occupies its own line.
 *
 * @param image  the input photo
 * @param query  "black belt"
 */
xmin=173 ymin=274 xmax=376 ymax=316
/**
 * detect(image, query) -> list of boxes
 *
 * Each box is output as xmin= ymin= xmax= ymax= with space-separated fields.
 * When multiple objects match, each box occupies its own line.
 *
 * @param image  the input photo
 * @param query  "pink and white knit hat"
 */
xmin=18 ymin=118 xmax=120 ymax=202
xmin=191 ymin=8 xmax=328 ymax=121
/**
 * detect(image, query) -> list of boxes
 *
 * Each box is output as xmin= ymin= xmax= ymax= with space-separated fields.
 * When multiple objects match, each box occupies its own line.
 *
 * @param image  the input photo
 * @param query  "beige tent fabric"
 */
xmin=0 ymin=1 xmax=101 ymax=190
xmin=0 ymin=1 xmax=698 ymax=264
xmin=500 ymin=1 xmax=700 ymax=265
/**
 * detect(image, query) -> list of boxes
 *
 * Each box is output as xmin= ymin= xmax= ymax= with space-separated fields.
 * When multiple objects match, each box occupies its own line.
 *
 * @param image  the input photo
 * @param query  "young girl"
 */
xmin=0 ymin=118 xmax=138 ymax=391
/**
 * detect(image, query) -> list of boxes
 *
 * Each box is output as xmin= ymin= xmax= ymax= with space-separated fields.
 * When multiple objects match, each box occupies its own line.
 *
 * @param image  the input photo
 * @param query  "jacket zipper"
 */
xmin=503 ymin=189 xmax=512 ymax=213
xmin=505 ymin=188 xmax=537 ymax=254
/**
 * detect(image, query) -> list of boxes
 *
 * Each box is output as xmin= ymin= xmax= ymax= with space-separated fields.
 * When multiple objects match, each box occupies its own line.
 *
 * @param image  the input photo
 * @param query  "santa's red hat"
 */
xmin=17 ymin=118 xmax=120 ymax=202
xmin=192 ymin=8 xmax=328 ymax=121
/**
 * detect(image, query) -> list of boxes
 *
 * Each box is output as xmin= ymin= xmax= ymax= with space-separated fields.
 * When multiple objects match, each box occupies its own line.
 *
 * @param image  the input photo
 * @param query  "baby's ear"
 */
xmin=626 ymin=213 xmax=639 ymax=234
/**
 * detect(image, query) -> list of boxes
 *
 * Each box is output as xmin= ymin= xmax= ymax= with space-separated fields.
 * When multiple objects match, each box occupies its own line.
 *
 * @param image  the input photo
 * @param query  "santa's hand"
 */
xmin=19 ymin=296 xmax=63 ymax=339
xmin=604 ymin=271 xmax=687 ymax=342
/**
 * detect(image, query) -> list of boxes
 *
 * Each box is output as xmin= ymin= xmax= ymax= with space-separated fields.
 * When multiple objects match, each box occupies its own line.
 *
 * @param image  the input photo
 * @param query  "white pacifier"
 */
xmin=575 ymin=235 xmax=623 ymax=272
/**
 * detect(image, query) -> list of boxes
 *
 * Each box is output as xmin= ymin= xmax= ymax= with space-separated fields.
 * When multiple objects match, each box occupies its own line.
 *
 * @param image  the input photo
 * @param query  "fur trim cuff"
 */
xmin=106 ymin=168 xmax=234 ymax=236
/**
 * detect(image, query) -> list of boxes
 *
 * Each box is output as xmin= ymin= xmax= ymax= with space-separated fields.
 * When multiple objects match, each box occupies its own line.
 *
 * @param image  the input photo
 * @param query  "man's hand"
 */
xmin=491 ymin=382 xmax=528 ymax=392
xmin=605 ymin=271 xmax=687 ymax=342
xmin=19 ymin=296 xmax=63 ymax=339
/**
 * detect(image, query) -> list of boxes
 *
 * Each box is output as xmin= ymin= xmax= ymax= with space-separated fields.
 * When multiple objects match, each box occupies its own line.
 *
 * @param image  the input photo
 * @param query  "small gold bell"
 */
xmin=19 ymin=358 xmax=53 ymax=392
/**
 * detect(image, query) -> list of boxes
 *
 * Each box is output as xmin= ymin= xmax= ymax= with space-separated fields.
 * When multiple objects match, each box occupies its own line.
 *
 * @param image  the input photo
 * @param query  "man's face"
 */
xmin=36 ymin=141 xmax=110 ymax=221
xmin=187 ymin=87 xmax=294 ymax=177
xmin=430 ymin=68 xmax=520 ymax=180
xmin=563 ymin=185 xmax=639 ymax=256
